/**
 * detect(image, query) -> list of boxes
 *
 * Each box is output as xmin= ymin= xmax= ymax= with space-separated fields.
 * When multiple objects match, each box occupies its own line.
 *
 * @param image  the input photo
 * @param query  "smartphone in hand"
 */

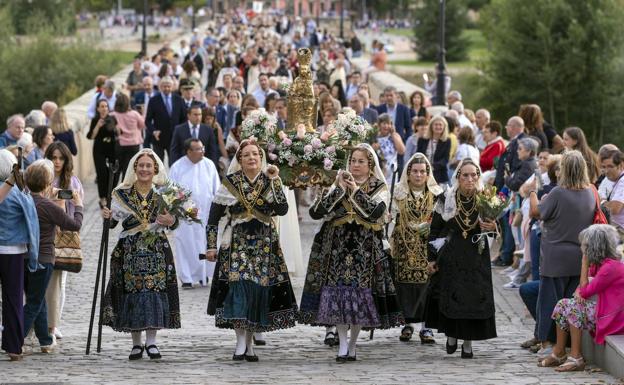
xmin=57 ymin=189 xmax=73 ymax=200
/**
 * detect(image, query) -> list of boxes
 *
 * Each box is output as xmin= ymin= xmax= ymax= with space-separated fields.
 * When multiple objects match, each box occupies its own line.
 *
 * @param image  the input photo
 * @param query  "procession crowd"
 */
xmin=1 ymin=10 xmax=624 ymax=377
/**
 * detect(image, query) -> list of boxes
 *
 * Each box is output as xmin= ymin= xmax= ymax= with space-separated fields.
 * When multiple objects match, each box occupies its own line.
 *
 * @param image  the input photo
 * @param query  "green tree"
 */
xmin=479 ymin=0 xmax=624 ymax=146
xmin=9 ymin=0 xmax=77 ymax=35
xmin=413 ymin=0 xmax=469 ymax=62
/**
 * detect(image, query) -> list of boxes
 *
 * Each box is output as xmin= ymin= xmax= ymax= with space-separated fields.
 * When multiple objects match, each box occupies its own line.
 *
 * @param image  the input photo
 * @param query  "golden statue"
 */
xmin=286 ymin=48 xmax=318 ymax=133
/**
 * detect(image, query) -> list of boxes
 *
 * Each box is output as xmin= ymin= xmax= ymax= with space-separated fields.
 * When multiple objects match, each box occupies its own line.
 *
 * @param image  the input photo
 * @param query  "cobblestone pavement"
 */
xmin=1 ymin=181 xmax=621 ymax=385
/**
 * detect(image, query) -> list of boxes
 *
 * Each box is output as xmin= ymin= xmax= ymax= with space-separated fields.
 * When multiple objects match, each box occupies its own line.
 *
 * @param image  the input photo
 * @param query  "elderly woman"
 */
xmin=299 ymin=144 xmax=403 ymax=363
xmin=506 ymin=137 xmax=539 ymax=192
xmin=24 ymin=159 xmax=83 ymax=354
xmin=541 ymin=225 xmax=624 ymax=371
xmin=206 ymin=139 xmax=298 ymax=362
xmin=0 ymin=150 xmax=39 ymax=361
xmin=426 ymin=158 xmax=498 ymax=358
xmin=101 ymin=149 xmax=180 ymax=360
xmin=416 ymin=116 xmax=452 ymax=186
xmin=391 ymin=153 xmax=443 ymax=343
xmin=529 ymin=150 xmax=595 ymax=353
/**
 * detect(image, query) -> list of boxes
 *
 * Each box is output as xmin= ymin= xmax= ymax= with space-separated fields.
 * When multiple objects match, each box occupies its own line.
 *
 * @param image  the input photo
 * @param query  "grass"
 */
xmin=383 ymin=27 xmax=414 ymax=37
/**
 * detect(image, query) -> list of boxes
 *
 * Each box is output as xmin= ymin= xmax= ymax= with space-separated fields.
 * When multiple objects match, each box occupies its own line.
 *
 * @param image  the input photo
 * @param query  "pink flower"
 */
xmin=304 ymin=144 xmax=313 ymax=154
xmin=278 ymin=131 xmax=287 ymax=140
xmin=326 ymin=145 xmax=336 ymax=154
xmin=311 ymin=138 xmax=322 ymax=149
xmin=320 ymin=131 xmax=331 ymax=142
xmin=268 ymin=153 xmax=278 ymax=161
xmin=323 ymin=158 xmax=333 ymax=170
xmin=268 ymin=142 xmax=276 ymax=152
xmin=282 ymin=138 xmax=292 ymax=146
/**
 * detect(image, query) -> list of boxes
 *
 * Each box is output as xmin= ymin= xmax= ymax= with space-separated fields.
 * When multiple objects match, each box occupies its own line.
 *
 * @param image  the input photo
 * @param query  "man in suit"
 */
xmin=184 ymin=43 xmax=204 ymax=75
xmin=275 ymin=98 xmax=287 ymax=130
xmin=223 ymin=90 xmax=241 ymax=139
xmin=205 ymin=87 xmax=227 ymax=130
xmin=375 ymin=86 xmax=412 ymax=141
xmin=145 ymin=76 xmax=187 ymax=164
xmin=344 ymin=71 xmax=362 ymax=100
xmin=493 ymin=115 xmax=527 ymax=267
xmin=132 ymin=76 xmax=155 ymax=113
xmin=180 ymin=79 xmax=206 ymax=110
xmin=170 ymin=105 xmax=218 ymax=167
xmin=348 ymin=93 xmax=378 ymax=125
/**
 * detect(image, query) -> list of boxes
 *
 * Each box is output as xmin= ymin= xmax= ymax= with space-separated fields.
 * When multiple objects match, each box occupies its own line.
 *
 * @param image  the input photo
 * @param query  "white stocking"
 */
xmin=145 ymin=330 xmax=158 ymax=354
xmin=463 ymin=340 xmax=472 ymax=352
xmin=245 ymin=330 xmax=255 ymax=356
xmin=254 ymin=332 xmax=265 ymax=341
xmin=336 ymin=324 xmax=349 ymax=356
xmin=348 ymin=325 xmax=361 ymax=357
xmin=131 ymin=331 xmax=143 ymax=351
xmin=447 ymin=336 xmax=457 ymax=345
xmin=234 ymin=329 xmax=246 ymax=355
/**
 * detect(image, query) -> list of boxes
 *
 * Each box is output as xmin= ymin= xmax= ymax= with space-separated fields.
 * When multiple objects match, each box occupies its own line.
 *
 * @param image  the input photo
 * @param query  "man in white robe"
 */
xmin=169 ymin=138 xmax=220 ymax=288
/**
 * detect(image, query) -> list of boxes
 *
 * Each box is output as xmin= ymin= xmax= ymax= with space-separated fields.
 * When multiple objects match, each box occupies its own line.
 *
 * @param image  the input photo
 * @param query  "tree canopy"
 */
xmin=414 ymin=0 xmax=469 ymax=62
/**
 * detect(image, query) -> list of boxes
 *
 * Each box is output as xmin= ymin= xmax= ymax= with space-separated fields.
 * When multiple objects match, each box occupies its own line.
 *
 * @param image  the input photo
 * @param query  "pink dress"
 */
xmin=579 ymin=259 xmax=624 ymax=344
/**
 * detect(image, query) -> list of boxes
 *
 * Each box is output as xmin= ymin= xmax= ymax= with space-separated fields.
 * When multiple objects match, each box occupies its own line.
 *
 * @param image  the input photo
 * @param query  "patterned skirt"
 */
xmin=207 ymin=220 xmax=298 ymax=332
xmin=299 ymin=221 xmax=403 ymax=328
xmin=102 ymin=232 xmax=181 ymax=332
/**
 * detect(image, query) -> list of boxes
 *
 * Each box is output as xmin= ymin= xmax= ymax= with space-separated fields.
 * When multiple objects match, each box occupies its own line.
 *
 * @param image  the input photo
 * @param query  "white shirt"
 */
xmin=252 ymin=87 xmax=277 ymax=108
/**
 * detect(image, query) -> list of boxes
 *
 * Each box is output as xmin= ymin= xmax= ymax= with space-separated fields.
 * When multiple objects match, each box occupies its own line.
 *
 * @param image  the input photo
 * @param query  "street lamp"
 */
xmin=435 ymin=0 xmax=447 ymax=106
xmin=192 ymin=0 xmax=197 ymax=30
xmin=141 ymin=0 xmax=148 ymax=55
xmin=339 ymin=0 xmax=344 ymax=39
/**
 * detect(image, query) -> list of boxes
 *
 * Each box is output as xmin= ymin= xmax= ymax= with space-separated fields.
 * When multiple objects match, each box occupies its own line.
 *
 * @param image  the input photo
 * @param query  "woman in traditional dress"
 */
xmin=299 ymin=143 xmax=403 ymax=362
xmin=425 ymin=158 xmax=497 ymax=358
xmin=205 ymin=139 xmax=298 ymax=362
xmin=391 ymin=153 xmax=443 ymax=343
xmin=101 ymin=149 xmax=181 ymax=360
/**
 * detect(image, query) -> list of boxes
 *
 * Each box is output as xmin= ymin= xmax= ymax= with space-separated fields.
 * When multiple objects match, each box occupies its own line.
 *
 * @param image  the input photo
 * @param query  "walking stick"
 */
xmin=371 ymin=164 xmax=399 ymax=342
xmin=86 ymin=160 xmax=118 ymax=355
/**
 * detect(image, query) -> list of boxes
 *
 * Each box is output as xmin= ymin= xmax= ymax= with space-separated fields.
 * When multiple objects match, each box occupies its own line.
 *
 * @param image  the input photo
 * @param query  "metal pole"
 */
xmin=316 ymin=0 xmax=320 ymax=27
xmin=141 ymin=0 xmax=148 ymax=55
xmin=339 ymin=0 xmax=344 ymax=38
xmin=435 ymin=0 xmax=447 ymax=106
xmin=192 ymin=0 xmax=197 ymax=30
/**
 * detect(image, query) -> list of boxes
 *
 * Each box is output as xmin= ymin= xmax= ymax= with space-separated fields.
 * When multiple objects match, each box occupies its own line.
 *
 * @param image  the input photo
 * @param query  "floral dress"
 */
xmin=102 ymin=186 xmax=181 ymax=332
xmin=299 ymin=177 xmax=403 ymax=328
xmin=206 ymin=171 xmax=299 ymax=332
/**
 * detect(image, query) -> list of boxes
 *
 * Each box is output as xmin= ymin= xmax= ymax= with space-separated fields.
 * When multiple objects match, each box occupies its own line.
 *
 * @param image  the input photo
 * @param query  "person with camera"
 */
xmin=0 ymin=150 xmax=39 ymax=361
xmin=299 ymin=144 xmax=403 ymax=363
xmin=24 ymin=159 xmax=83 ymax=354
xmin=87 ymin=98 xmax=118 ymax=209
xmin=43 ymin=142 xmax=84 ymax=341
xmin=205 ymin=139 xmax=298 ymax=362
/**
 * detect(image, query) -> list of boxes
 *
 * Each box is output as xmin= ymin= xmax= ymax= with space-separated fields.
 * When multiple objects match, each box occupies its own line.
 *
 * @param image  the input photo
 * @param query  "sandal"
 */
xmin=555 ymin=356 xmax=586 ymax=372
xmin=537 ymin=352 xmax=567 ymax=367
xmin=324 ymin=331 xmax=337 ymax=346
xmin=8 ymin=353 xmax=23 ymax=361
xmin=399 ymin=325 xmax=414 ymax=342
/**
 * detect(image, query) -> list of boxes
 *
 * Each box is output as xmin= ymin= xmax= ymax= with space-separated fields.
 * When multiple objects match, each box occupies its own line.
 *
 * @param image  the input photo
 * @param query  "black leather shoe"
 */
xmin=446 ymin=339 xmax=458 ymax=354
xmin=181 ymin=283 xmax=193 ymax=289
xmin=461 ymin=344 xmax=473 ymax=359
xmin=253 ymin=336 xmax=266 ymax=346
xmin=336 ymin=355 xmax=348 ymax=363
xmin=232 ymin=352 xmax=245 ymax=361
xmin=244 ymin=352 xmax=259 ymax=362
xmin=347 ymin=354 xmax=357 ymax=362
xmin=145 ymin=345 xmax=161 ymax=359
xmin=129 ymin=345 xmax=144 ymax=360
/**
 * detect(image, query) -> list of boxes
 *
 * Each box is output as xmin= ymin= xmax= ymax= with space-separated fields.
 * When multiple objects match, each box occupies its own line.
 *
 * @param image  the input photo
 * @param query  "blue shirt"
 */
xmin=0 ymin=131 xmax=17 ymax=148
xmin=0 ymin=187 xmax=40 ymax=271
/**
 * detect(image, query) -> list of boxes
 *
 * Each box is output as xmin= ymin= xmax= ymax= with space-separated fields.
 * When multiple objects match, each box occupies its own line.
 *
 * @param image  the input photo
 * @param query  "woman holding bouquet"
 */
xmin=391 ymin=153 xmax=443 ymax=343
xmin=101 ymin=149 xmax=181 ymax=360
xmin=425 ymin=158 xmax=497 ymax=358
xmin=299 ymin=143 xmax=403 ymax=363
xmin=205 ymin=139 xmax=298 ymax=362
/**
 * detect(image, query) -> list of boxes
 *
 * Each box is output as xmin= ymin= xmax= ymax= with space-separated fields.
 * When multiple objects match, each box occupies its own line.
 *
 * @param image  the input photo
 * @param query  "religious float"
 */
xmin=239 ymin=48 xmax=373 ymax=188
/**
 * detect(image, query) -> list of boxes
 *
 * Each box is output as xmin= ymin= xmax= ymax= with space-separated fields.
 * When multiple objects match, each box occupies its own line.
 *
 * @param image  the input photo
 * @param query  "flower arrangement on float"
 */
xmin=240 ymin=108 xmax=372 ymax=187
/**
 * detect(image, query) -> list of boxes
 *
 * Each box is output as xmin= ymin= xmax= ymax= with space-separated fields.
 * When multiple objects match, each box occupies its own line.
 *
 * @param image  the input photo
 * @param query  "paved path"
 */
xmin=0 ymin=179 xmax=620 ymax=385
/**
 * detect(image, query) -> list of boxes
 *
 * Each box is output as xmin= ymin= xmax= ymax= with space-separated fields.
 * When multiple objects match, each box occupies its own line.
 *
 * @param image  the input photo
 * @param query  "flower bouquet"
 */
xmin=240 ymin=108 xmax=278 ymax=143
xmin=476 ymin=185 xmax=511 ymax=221
xmin=143 ymin=181 xmax=201 ymax=246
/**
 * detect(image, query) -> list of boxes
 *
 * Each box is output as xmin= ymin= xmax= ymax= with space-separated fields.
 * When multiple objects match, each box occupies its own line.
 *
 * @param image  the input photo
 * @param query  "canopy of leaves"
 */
xmin=479 ymin=0 xmax=624 ymax=146
xmin=413 ymin=0 xmax=469 ymax=62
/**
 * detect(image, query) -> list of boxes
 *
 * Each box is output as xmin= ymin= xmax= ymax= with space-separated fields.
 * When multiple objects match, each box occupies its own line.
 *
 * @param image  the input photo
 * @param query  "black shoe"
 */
xmin=145 ymin=345 xmax=161 ymax=359
xmin=335 ymin=355 xmax=348 ymax=363
xmin=244 ymin=351 xmax=259 ymax=362
xmin=347 ymin=351 xmax=357 ymax=361
xmin=253 ymin=336 xmax=266 ymax=346
xmin=128 ymin=345 xmax=144 ymax=360
xmin=181 ymin=283 xmax=193 ymax=289
xmin=491 ymin=259 xmax=511 ymax=267
xmin=324 ymin=331 xmax=337 ymax=346
xmin=446 ymin=339 xmax=458 ymax=354
xmin=232 ymin=351 xmax=246 ymax=361
xmin=461 ymin=344 xmax=473 ymax=359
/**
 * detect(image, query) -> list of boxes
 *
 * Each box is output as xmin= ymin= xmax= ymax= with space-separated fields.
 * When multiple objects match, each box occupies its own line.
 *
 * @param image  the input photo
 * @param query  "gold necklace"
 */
xmin=455 ymin=192 xmax=477 ymax=238
xmin=397 ymin=190 xmax=433 ymax=256
xmin=129 ymin=186 xmax=154 ymax=223
xmin=237 ymin=173 xmax=264 ymax=213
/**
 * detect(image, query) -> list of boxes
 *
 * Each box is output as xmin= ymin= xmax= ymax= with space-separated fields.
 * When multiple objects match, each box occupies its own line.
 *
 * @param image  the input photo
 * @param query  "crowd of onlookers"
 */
xmin=1 ymin=9 xmax=624 ymax=371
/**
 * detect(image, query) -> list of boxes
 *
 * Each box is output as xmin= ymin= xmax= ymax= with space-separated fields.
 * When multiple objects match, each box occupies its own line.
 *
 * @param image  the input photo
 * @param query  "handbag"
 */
xmin=591 ymin=186 xmax=608 ymax=225
xmin=54 ymin=229 xmax=83 ymax=273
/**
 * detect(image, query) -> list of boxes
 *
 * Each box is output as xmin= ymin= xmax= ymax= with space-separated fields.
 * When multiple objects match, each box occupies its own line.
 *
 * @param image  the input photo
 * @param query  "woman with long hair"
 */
xmin=409 ymin=90 xmax=428 ymax=119
xmin=519 ymin=104 xmax=564 ymax=153
xmin=43 ymin=142 xmax=84 ymax=340
xmin=563 ymin=127 xmax=600 ymax=184
xmin=110 ymin=93 xmax=145 ymax=180
xmin=26 ymin=126 xmax=54 ymax=167
xmin=87 ymin=98 xmax=118 ymax=208
xmin=49 ymin=109 xmax=77 ymax=156
xmin=416 ymin=116 xmax=452 ymax=185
